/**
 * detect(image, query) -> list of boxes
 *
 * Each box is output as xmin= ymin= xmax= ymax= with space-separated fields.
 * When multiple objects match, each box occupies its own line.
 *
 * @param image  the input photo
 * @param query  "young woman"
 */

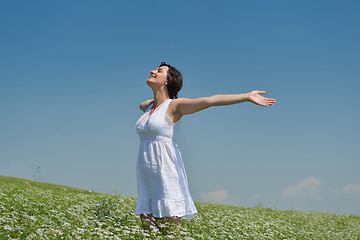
xmin=135 ymin=62 xmax=276 ymax=232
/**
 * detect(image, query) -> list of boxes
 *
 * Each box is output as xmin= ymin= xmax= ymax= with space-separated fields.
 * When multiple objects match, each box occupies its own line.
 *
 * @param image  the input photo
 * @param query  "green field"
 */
xmin=1 ymin=175 xmax=359 ymax=239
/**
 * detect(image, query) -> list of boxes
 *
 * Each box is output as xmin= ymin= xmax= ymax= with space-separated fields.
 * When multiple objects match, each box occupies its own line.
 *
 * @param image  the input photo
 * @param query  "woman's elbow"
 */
xmin=207 ymin=95 xmax=222 ymax=107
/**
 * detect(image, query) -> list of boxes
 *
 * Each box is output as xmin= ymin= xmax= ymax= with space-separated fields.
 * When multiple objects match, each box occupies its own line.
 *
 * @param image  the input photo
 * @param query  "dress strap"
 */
xmin=145 ymin=101 xmax=154 ymax=112
xmin=163 ymin=99 xmax=172 ymax=108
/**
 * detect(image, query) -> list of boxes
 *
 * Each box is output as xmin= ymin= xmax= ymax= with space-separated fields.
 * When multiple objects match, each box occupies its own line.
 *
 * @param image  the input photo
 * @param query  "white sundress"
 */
xmin=135 ymin=99 xmax=197 ymax=219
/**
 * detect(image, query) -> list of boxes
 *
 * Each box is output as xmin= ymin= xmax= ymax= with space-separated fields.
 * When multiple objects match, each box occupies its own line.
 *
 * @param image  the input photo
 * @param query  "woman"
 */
xmin=135 ymin=62 xmax=276 ymax=232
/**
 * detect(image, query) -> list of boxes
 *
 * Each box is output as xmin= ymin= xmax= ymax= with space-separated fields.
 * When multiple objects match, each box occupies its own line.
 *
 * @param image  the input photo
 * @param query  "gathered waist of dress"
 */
xmin=139 ymin=135 xmax=175 ymax=143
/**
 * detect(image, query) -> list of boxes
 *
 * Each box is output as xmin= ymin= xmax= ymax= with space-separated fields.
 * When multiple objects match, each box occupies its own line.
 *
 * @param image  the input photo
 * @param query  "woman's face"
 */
xmin=146 ymin=66 xmax=169 ymax=87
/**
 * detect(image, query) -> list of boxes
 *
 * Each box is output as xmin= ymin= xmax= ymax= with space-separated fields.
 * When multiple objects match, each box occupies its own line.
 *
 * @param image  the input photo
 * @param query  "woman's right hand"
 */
xmin=248 ymin=90 xmax=276 ymax=107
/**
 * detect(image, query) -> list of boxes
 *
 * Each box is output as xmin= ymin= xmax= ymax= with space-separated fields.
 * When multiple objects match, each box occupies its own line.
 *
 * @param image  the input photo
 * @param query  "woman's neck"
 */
xmin=151 ymin=87 xmax=170 ymax=108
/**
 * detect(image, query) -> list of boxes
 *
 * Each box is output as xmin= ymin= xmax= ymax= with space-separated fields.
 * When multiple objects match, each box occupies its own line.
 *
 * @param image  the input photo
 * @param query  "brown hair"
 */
xmin=159 ymin=62 xmax=183 ymax=99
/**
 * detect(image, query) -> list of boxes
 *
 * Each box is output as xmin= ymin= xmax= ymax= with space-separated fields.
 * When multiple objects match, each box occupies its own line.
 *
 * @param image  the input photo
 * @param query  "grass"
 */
xmin=1 ymin=175 xmax=359 ymax=239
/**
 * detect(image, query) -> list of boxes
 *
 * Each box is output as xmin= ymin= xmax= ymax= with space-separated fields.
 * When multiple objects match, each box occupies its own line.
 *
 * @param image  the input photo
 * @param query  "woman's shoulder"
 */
xmin=139 ymin=99 xmax=153 ymax=112
xmin=169 ymin=98 xmax=188 ymax=105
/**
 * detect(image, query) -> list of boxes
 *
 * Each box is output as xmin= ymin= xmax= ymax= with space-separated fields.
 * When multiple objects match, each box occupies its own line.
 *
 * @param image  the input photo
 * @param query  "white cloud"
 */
xmin=280 ymin=176 xmax=322 ymax=200
xmin=200 ymin=189 xmax=228 ymax=203
xmin=253 ymin=193 xmax=262 ymax=200
xmin=343 ymin=184 xmax=360 ymax=195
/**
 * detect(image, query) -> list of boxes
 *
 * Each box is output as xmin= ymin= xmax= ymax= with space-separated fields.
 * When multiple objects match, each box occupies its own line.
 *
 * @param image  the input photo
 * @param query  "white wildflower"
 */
xmin=63 ymin=222 xmax=71 ymax=228
xmin=4 ymin=225 xmax=12 ymax=231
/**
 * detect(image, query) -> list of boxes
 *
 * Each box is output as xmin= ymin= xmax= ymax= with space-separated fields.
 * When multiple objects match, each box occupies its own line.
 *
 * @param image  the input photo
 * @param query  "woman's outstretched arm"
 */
xmin=169 ymin=91 xmax=276 ymax=122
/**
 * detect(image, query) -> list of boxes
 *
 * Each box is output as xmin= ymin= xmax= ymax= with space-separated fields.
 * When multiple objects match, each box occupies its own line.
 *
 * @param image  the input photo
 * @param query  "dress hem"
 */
xmin=135 ymin=197 xmax=198 ymax=220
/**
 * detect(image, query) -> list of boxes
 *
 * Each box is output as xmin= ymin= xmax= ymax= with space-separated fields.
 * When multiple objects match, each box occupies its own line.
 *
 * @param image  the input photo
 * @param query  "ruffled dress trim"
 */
xmin=135 ymin=197 xmax=197 ymax=220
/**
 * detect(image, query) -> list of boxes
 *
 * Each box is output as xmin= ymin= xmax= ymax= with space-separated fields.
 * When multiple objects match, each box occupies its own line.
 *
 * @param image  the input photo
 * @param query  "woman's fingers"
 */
xmin=250 ymin=90 xmax=276 ymax=107
xmin=261 ymin=98 xmax=276 ymax=106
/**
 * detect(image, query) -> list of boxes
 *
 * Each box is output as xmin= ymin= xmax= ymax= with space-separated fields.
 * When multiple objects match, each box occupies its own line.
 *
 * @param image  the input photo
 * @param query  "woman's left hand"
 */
xmin=248 ymin=90 xmax=276 ymax=107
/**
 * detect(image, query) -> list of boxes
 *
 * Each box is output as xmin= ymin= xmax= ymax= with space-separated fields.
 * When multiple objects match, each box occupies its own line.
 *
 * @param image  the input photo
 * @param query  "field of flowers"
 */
xmin=1 ymin=176 xmax=359 ymax=239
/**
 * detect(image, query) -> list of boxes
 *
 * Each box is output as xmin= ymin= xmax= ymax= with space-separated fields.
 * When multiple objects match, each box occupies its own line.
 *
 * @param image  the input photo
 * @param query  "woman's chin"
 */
xmin=146 ymin=79 xmax=153 ymax=87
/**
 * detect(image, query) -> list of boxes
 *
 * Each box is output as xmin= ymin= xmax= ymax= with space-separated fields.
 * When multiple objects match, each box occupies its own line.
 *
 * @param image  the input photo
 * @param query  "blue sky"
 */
xmin=1 ymin=0 xmax=359 ymax=215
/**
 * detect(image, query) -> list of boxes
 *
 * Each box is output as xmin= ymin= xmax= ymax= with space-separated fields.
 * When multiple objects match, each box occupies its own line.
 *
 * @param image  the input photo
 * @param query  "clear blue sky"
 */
xmin=1 ymin=0 xmax=359 ymax=215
